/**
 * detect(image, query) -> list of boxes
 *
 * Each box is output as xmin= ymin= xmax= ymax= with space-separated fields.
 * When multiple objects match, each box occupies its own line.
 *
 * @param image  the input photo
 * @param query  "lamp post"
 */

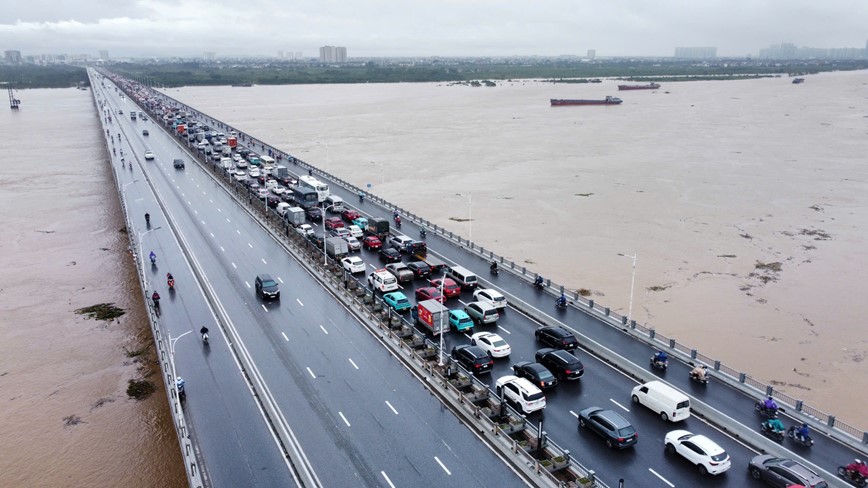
xmin=438 ymin=272 xmax=447 ymax=366
xmin=321 ymin=203 xmax=338 ymax=265
xmin=455 ymin=192 xmax=472 ymax=244
xmin=617 ymin=252 xmax=637 ymax=323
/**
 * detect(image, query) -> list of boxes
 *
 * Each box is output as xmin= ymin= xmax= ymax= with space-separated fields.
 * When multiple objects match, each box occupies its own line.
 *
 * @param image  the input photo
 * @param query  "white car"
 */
xmin=236 ymin=160 xmax=248 ymax=169
xmin=220 ymin=157 xmax=232 ymax=169
xmin=256 ymin=188 xmax=268 ymax=199
xmin=272 ymin=185 xmax=286 ymax=195
xmin=295 ymin=224 xmax=314 ymax=238
xmin=233 ymin=170 xmax=247 ymax=181
xmin=344 ymin=236 xmax=361 ymax=251
xmin=248 ymin=167 xmax=261 ymax=178
xmin=496 ymin=375 xmax=545 ymax=414
xmin=341 ymin=256 xmax=366 ymax=274
xmin=232 ymin=153 xmax=243 ymax=162
xmin=471 ymin=331 xmax=511 ymax=358
xmin=347 ymin=225 xmax=364 ymax=238
xmin=144 ymin=150 xmax=155 ymax=160
xmin=664 ymin=430 xmax=731 ymax=475
xmin=474 ymin=288 xmax=508 ymax=310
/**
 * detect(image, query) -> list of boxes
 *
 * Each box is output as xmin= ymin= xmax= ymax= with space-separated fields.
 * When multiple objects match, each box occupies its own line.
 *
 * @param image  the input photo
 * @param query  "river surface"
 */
xmin=0 ymin=88 xmax=185 ymax=486
xmin=166 ymin=70 xmax=868 ymax=426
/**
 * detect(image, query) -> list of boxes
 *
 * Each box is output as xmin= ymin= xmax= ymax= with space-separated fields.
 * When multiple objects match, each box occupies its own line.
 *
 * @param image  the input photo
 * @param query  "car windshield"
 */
xmin=466 ymin=276 xmax=477 ymax=283
xmin=397 ymin=299 xmax=409 ymax=305
xmin=492 ymin=340 xmax=507 ymax=347
xmin=262 ymin=280 xmax=277 ymax=287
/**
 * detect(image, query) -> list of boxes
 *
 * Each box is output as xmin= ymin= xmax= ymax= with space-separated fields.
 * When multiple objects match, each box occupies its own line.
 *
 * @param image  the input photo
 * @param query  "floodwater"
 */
xmin=0 ymin=89 xmax=185 ymax=486
xmin=168 ymin=70 xmax=868 ymax=426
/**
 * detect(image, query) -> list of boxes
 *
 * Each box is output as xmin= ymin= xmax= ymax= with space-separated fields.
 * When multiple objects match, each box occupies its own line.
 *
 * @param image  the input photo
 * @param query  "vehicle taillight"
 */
xmin=565 ymin=370 xmax=572 ymax=374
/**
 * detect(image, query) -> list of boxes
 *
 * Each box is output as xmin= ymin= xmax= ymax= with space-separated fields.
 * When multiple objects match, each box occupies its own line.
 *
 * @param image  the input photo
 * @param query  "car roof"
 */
xmin=384 ymin=291 xmax=407 ymax=298
xmin=469 ymin=301 xmax=496 ymax=311
xmin=582 ymin=407 xmax=631 ymax=427
xmin=687 ymin=434 xmax=725 ymax=454
xmin=450 ymin=309 xmax=470 ymax=318
xmin=472 ymin=331 xmax=498 ymax=340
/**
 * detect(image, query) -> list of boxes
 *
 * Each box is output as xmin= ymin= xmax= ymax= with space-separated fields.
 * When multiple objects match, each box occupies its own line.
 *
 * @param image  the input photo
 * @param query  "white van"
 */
xmin=631 ymin=381 xmax=691 ymax=422
xmin=325 ymin=195 xmax=344 ymax=213
xmin=447 ymin=265 xmax=478 ymax=289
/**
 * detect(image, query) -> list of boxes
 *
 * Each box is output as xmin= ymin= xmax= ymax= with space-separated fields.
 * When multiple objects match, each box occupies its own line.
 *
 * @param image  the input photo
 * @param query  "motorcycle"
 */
xmin=176 ymin=377 xmax=186 ymax=403
xmin=420 ymin=228 xmax=427 ymax=238
xmin=150 ymin=254 xmax=156 ymax=265
xmin=202 ymin=332 xmax=209 ymax=346
xmin=689 ymin=369 xmax=709 ymax=385
xmin=490 ymin=266 xmax=499 ymax=276
xmin=167 ymin=278 xmax=175 ymax=290
xmin=755 ymin=401 xmax=782 ymax=418
xmin=786 ymin=426 xmax=814 ymax=447
xmin=838 ymin=467 xmax=868 ymax=487
xmin=533 ymin=280 xmax=545 ymax=290
xmin=650 ymin=356 xmax=669 ymax=370
xmin=556 ymin=298 xmax=568 ymax=309
xmin=760 ymin=421 xmax=785 ymax=442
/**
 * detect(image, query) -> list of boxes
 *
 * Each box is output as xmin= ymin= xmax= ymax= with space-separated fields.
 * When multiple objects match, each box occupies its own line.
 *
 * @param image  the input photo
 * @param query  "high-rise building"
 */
xmin=674 ymin=47 xmax=717 ymax=59
xmin=203 ymin=51 xmax=216 ymax=60
xmin=277 ymin=50 xmax=285 ymax=59
xmin=319 ymin=46 xmax=347 ymax=63
xmin=99 ymin=50 xmax=109 ymax=61
xmin=4 ymin=50 xmax=22 ymax=64
xmin=586 ymin=49 xmax=596 ymax=60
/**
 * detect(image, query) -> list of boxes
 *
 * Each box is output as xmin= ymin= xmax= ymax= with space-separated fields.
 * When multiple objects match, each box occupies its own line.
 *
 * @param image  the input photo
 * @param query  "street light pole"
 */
xmin=438 ymin=271 xmax=447 ymax=366
xmin=618 ymin=253 xmax=637 ymax=323
xmin=321 ymin=203 xmax=336 ymax=265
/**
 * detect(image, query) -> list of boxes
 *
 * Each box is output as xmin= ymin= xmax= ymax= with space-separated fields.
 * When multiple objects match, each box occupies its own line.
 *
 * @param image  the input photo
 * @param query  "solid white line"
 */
xmin=458 ymin=299 xmax=468 ymax=306
xmin=338 ymin=411 xmax=351 ymax=427
xmin=319 ymin=325 xmax=328 ymax=335
xmin=385 ymin=401 xmax=398 ymax=415
xmin=434 ymin=456 xmax=451 ymax=475
xmin=277 ymin=277 xmax=284 ymax=283
xmin=648 ymin=468 xmax=674 ymax=487
xmin=296 ymin=299 xmax=304 ymax=307
xmin=497 ymin=325 xmax=511 ymax=335
xmin=348 ymin=358 xmax=359 ymax=370
xmin=381 ymin=472 xmax=396 ymax=488
xmin=281 ymin=332 xmax=288 ymax=341
xmin=569 ymin=410 xmax=579 ymax=418
xmin=306 ymin=367 xmax=316 ymax=379
xmin=261 ymin=304 xmax=268 ymax=312
xmin=232 ymin=262 xmax=238 ymax=269
xmin=463 ymin=333 xmax=472 ymax=340
xmin=610 ymin=399 xmax=630 ymax=412
xmin=261 ymin=258 xmax=267 ymax=264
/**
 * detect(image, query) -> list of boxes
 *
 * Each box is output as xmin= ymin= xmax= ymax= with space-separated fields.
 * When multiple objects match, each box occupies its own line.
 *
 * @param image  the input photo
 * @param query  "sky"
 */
xmin=1 ymin=0 xmax=866 ymax=58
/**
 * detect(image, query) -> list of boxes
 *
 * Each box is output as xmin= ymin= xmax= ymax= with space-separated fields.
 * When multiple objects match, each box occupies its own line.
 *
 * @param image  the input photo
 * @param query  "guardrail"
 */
xmin=89 ymin=77 xmax=205 ymax=488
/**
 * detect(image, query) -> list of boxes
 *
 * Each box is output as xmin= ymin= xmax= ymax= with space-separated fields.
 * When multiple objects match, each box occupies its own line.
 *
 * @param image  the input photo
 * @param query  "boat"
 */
xmin=618 ymin=83 xmax=661 ymax=90
xmin=792 ymin=78 xmax=805 ymax=84
xmin=550 ymin=96 xmax=622 ymax=106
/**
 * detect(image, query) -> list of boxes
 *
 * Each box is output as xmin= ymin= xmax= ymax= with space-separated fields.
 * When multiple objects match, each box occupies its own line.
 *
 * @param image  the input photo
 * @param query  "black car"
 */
xmin=379 ymin=247 xmax=402 ymax=263
xmin=142 ymin=129 xmax=149 ymax=136
xmin=535 ymin=348 xmax=584 ymax=380
xmin=748 ymin=455 xmax=827 ymax=488
xmin=451 ymin=345 xmax=494 ymax=375
xmin=406 ymin=261 xmax=431 ymax=279
xmin=512 ymin=361 xmax=558 ymax=390
xmin=173 ymin=158 xmax=185 ymax=169
xmin=535 ymin=326 xmax=579 ymax=351
xmin=306 ymin=207 xmax=323 ymax=222
xmin=255 ymin=273 xmax=280 ymax=300
xmin=238 ymin=148 xmax=250 ymax=158
xmin=266 ymin=195 xmax=281 ymax=208
xmin=307 ymin=233 xmax=324 ymax=248
xmin=578 ymin=407 xmax=638 ymax=449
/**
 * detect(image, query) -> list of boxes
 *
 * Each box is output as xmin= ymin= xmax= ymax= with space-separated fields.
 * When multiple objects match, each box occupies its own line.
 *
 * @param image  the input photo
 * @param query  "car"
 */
xmin=173 ymin=158 xmax=185 ymax=169
xmin=383 ymin=292 xmax=412 ymax=313
xmin=341 ymin=256 xmax=366 ymax=274
xmin=142 ymin=129 xmax=149 ymax=136
xmin=578 ymin=407 xmax=638 ymax=449
xmin=362 ymin=236 xmax=382 ymax=250
xmin=232 ymin=153 xmax=243 ymax=162
xmin=272 ymin=185 xmax=286 ymax=195
xmin=352 ymin=217 xmax=368 ymax=230
xmin=368 ymin=269 xmax=398 ymax=292
xmin=248 ymin=167 xmax=261 ymax=178
xmin=496 ymin=375 xmax=546 ymax=414
xmin=266 ymin=195 xmax=281 ymax=208
xmin=305 ymin=207 xmax=322 ymax=222
xmin=664 ymin=430 xmax=731 ymax=475
xmin=535 ymin=348 xmax=584 ymax=380
xmin=471 ymin=331 xmax=511 ymax=358
xmin=473 ymin=288 xmax=508 ymax=310
xmin=448 ymin=310 xmax=474 ymax=332
xmin=307 ymin=233 xmax=324 ymax=248
xmin=385 ymin=263 xmax=414 ymax=283
xmin=379 ymin=247 xmax=402 ymax=263
xmin=144 ymin=150 xmax=155 ymax=160
xmin=512 ymin=361 xmax=558 ymax=390
xmin=324 ymin=217 xmax=344 ymax=230
xmin=450 ymin=345 xmax=493 ymax=375
xmin=347 ymin=225 xmax=364 ymax=238
xmin=429 ymin=278 xmax=461 ymax=298
xmin=257 ymin=188 xmax=269 ymax=200
xmin=118 ymin=109 xmax=123 ymax=114
xmin=233 ymin=170 xmax=247 ymax=182
xmin=331 ymin=227 xmax=351 ymax=238
xmin=295 ymin=224 xmax=315 ymax=238
xmin=406 ymin=261 xmax=431 ymax=279
xmin=748 ymin=455 xmax=826 ymax=488
xmin=465 ymin=301 xmax=499 ymax=325
xmin=341 ymin=209 xmax=361 ymax=222
xmin=534 ymin=326 xmax=579 ymax=351
xmin=254 ymin=273 xmax=280 ymax=300
xmin=236 ymin=159 xmax=249 ymax=169
xmin=389 ymin=235 xmax=415 ymax=253
xmin=343 ymin=236 xmax=361 ymax=251
xmin=415 ymin=287 xmax=445 ymax=304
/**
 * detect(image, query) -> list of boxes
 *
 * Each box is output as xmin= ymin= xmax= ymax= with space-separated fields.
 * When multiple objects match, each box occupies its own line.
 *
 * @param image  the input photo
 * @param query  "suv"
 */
xmin=451 ymin=345 xmax=493 ymax=375
xmin=496 ymin=375 xmax=546 ymax=414
xmin=368 ymin=269 xmax=398 ymax=292
xmin=255 ymin=274 xmax=280 ymax=300
xmin=385 ymin=263 xmax=414 ymax=283
xmin=406 ymin=261 xmax=431 ymax=279
xmin=664 ymin=430 xmax=731 ymax=475
xmin=535 ymin=348 xmax=584 ymax=380
xmin=173 ymin=158 xmax=185 ymax=169
xmin=578 ymin=407 xmax=638 ymax=449
xmin=465 ymin=301 xmax=499 ymax=325
xmin=389 ymin=235 xmax=415 ymax=253
xmin=748 ymin=455 xmax=826 ymax=487
xmin=512 ymin=361 xmax=558 ymax=390
xmin=534 ymin=326 xmax=579 ymax=351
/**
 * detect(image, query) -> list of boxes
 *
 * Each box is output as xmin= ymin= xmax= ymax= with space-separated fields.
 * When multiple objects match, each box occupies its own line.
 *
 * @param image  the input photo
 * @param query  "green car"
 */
xmin=449 ymin=309 xmax=474 ymax=332
xmin=383 ymin=292 xmax=411 ymax=313
xmin=352 ymin=217 xmax=368 ymax=229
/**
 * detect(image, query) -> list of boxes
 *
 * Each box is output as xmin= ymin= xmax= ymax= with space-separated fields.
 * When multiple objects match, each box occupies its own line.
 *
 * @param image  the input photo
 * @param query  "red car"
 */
xmin=325 ymin=217 xmax=345 ymax=230
xmin=342 ymin=209 xmax=361 ymax=222
xmin=415 ymin=287 xmax=445 ymax=304
xmin=429 ymin=278 xmax=461 ymax=299
xmin=362 ymin=236 xmax=382 ymax=250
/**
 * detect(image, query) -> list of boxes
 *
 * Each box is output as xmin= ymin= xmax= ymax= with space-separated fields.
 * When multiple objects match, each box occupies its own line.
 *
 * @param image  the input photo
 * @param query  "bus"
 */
xmin=299 ymin=175 xmax=330 ymax=202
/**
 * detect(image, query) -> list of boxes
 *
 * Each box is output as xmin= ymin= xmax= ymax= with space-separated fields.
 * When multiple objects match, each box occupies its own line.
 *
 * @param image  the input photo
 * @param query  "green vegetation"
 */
xmin=126 ymin=379 xmax=155 ymax=400
xmin=75 ymin=303 xmax=125 ymax=321
xmin=0 ymin=65 xmax=88 ymax=88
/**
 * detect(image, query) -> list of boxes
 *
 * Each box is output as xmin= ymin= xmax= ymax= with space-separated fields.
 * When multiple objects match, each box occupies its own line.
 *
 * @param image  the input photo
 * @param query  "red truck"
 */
xmin=227 ymin=136 xmax=237 ymax=148
xmin=415 ymin=299 xmax=450 ymax=336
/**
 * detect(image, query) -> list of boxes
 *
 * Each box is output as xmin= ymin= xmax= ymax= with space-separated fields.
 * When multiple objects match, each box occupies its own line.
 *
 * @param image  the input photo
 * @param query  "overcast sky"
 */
xmin=2 ymin=0 xmax=866 ymax=58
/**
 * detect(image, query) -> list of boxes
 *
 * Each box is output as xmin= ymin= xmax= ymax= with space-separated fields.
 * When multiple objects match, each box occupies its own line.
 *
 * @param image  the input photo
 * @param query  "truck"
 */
xmin=275 ymin=165 xmax=289 ymax=179
xmin=325 ymin=237 xmax=349 ymax=259
xmin=290 ymin=186 xmax=319 ymax=209
xmin=285 ymin=206 xmax=305 ymax=227
xmin=415 ymin=299 xmax=450 ymax=335
xmin=227 ymin=136 xmax=237 ymax=148
xmin=413 ymin=251 xmax=448 ymax=274
xmin=366 ymin=217 xmax=390 ymax=238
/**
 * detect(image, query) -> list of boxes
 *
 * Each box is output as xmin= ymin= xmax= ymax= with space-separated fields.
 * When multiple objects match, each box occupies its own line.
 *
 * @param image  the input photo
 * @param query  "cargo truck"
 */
xmin=325 ymin=237 xmax=349 ymax=259
xmin=415 ymin=299 xmax=450 ymax=335
xmin=365 ymin=217 xmax=390 ymax=239
xmin=285 ymin=207 xmax=305 ymax=227
xmin=227 ymin=136 xmax=237 ymax=148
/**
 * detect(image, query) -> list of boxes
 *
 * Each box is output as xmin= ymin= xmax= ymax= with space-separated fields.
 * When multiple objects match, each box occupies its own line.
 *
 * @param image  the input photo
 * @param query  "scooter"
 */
xmin=490 ymin=266 xmax=499 ymax=276
xmin=650 ymin=356 xmax=668 ymax=370
xmin=556 ymin=298 xmax=568 ymax=309
xmin=760 ymin=422 xmax=785 ymax=442
xmin=838 ymin=467 xmax=868 ymax=487
xmin=689 ymin=369 xmax=709 ymax=384
xmin=533 ymin=280 xmax=545 ymax=290
xmin=420 ymin=228 xmax=427 ymax=238
xmin=786 ymin=426 xmax=814 ymax=447
xmin=167 ymin=277 xmax=175 ymax=290
xmin=202 ymin=332 xmax=209 ymax=346
xmin=755 ymin=402 xmax=783 ymax=418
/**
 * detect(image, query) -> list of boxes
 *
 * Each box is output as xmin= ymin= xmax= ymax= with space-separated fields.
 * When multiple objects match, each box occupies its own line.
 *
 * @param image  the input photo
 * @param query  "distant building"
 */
xmin=203 ymin=51 xmax=216 ymax=60
xmin=758 ymin=42 xmax=868 ymax=59
xmin=319 ymin=46 xmax=347 ymax=63
xmin=277 ymin=50 xmax=285 ymax=59
xmin=4 ymin=50 xmax=22 ymax=64
xmin=99 ymin=50 xmax=109 ymax=61
xmin=586 ymin=49 xmax=596 ymax=60
xmin=674 ymin=47 xmax=717 ymax=59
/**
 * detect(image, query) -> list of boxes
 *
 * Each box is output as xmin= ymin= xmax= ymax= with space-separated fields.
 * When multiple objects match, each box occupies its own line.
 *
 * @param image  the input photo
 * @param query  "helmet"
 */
xmin=768 ymin=396 xmax=773 ymax=400
xmin=802 ymin=423 xmax=807 ymax=428
xmin=856 ymin=459 xmax=862 ymax=464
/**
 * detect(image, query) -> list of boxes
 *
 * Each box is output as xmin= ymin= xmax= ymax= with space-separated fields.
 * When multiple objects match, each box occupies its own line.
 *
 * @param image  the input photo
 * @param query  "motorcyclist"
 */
xmin=762 ymin=396 xmax=778 ymax=414
xmin=149 ymin=251 xmax=156 ymax=264
xmin=200 ymin=325 xmax=210 ymax=341
xmin=844 ymin=459 xmax=868 ymax=479
xmin=556 ymin=294 xmax=567 ymax=307
xmin=358 ymin=191 xmax=364 ymax=203
xmin=395 ymin=216 xmax=401 ymax=228
xmin=490 ymin=260 xmax=498 ymax=272
xmin=145 ymin=213 xmax=150 ymax=225
xmin=176 ymin=376 xmax=186 ymax=401
xmin=653 ymin=351 xmax=668 ymax=366
xmin=534 ymin=275 xmax=545 ymax=288
xmin=420 ymin=228 xmax=427 ymax=238
xmin=691 ymin=364 xmax=708 ymax=381
xmin=151 ymin=291 xmax=161 ymax=307
xmin=167 ymin=273 xmax=175 ymax=288
xmin=795 ymin=423 xmax=811 ymax=442
xmin=763 ymin=417 xmax=785 ymax=433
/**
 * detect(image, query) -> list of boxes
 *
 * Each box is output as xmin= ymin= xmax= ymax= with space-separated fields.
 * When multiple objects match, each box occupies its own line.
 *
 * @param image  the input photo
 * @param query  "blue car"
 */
xmin=383 ymin=292 xmax=411 ymax=313
xmin=352 ymin=217 xmax=368 ymax=229
xmin=449 ymin=309 xmax=474 ymax=332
